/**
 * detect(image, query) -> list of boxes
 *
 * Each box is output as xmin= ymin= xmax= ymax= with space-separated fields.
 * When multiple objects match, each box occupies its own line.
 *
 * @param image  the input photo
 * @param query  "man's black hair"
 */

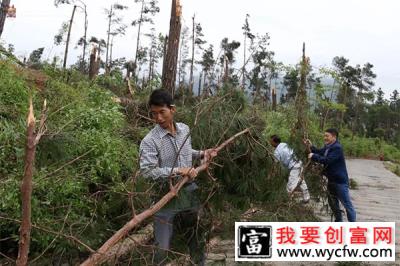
xmin=270 ymin=134 xmax=281 ymax=144
xmin=149 ymin=89 xmax=174 ymax=107
xmin=325 ymin=128 xmax=339 ymax=138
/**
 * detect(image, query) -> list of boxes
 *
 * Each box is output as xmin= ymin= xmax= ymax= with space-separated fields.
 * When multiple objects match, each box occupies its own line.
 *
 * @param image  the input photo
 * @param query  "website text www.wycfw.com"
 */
xmin=276 ymin=245 xmax=393 ymax=261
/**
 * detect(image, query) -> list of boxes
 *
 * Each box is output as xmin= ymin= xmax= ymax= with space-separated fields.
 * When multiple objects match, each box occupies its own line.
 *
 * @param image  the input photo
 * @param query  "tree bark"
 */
xmin=89 ymin=47 xmax=98 ymax=80
xmin=80 ymin=128 xmax=250 ymax=266
xmin=15 ymin=100 xmax=36 ymax=266
xmin=242 ymin=34 xmax=246 ymax=90
xmin=16 ymin=99 xmax=47 ymax=266
xmin=105 ymin=6 xmax=112 ymax=75
xmin=63 ymin=5 xmax=77 ymax=69
xmin=162 ymin=0 xmax=182 ymax=97
xmin=272 ymin=86 xmax=277 ymax=111
xmin=134 ymin=0 xmax=145 ymax=81
xmin=0 ymin=0 xmax=11 ymax=38
xmin=161 ymin=35 xmax=168 ymax=83
xmin=223 ymin=55 xmax=229 ymax=84
xmin=189 ymin=14 xmax=195 ymax=94
xmin=81 ymin=4 xmax=88 ymax=71
xmin=198 ymin=71 xmax=202 ymax=96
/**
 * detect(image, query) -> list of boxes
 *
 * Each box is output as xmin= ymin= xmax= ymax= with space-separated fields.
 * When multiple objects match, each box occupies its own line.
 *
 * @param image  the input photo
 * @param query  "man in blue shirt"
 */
xmin=305 ymin=128 xmax=356 ymax=222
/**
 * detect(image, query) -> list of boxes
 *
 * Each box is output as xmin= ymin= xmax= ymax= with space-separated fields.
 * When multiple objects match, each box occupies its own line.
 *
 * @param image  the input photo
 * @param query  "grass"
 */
xmin=384 ymin=161 xmax=400 ymax=177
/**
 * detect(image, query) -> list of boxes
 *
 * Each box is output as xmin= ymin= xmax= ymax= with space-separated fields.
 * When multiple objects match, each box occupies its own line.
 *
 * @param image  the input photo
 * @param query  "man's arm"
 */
xmin=139 ymin=137 xmax=178 ymax=181
xmin=311 ymin=145 xmax=341 ymax=165
xmin=310 ymin=145 xmax=325 ymax=155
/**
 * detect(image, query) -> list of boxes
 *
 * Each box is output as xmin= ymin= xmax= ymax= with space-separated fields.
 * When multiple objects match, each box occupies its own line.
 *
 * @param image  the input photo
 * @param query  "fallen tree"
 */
xmin=81 ymin=128 xmax=250 ymax=266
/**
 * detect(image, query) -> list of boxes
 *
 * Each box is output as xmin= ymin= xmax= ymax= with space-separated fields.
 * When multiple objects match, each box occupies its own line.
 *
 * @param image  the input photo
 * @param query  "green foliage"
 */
xmin=0 ymin=61 xmax=140 ymax=260
xmin=341 ymin=136 xmax=400 ymax=162
xmin=0 ymin=60 xmax=30 ymax=119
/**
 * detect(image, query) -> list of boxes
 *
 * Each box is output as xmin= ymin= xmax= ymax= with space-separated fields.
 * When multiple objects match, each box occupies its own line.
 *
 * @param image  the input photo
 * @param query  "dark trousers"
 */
xmin=327 ymin=182 xmax=356 ymax=222
xmin=153 ymin=208 xmax=205 ymax=265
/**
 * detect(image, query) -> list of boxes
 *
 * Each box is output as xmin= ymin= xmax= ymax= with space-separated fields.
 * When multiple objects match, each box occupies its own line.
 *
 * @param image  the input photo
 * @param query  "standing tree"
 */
xmin=63 ymin=5 xmax=76 ymax=69
xmin=390 ymin=89 xmax=400 ymax=112
xmin=104 ymin=4 xmax=128 ymax=75
xmin=162 ymin=0 xmax=182 ymax=97
xmin=145 ymin=29 xmax=165 ymax=82
xmin=283 ymin=67 xmax=300 ymax=101
xmin=177 ymin=25 xmax=190 ymax=96
xmin=248 ymin=34 xmax=274 ymax=104
xmin=54 ymin=0 xmax=88 ymax=69
xmin=375 ymin=88 xmax=385 ymax=105
xmin=199 ymin=44 xmax=215 ymax=96
xmin=132 ymin=0 xmax=159 ymax=79
xmin=220 ymin=37 xmax=240 ymax=83
xmin=188 ymin=15 xmax=206 ymax=94
xmin=332 ymin=56 xmax=376 ymax=132
xmin=241 ymin=14 xmax=255 ymax=90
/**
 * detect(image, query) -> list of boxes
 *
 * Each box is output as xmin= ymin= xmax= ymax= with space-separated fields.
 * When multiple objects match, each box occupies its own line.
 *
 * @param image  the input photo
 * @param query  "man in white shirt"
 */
xmin=270 ymin=135 xmax=310 ymax=203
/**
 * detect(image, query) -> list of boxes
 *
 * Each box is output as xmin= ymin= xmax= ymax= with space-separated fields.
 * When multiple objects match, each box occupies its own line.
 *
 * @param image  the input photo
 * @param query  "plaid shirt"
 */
xmin=139 ymin=122 xmax=202 ymax=211
xmin=139 ymin=122 xmax=202 ymax=181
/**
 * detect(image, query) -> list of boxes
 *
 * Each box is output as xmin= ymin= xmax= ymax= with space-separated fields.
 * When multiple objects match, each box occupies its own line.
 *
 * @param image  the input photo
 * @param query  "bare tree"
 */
xmin=132 ymin=0 xmax=159 ymax=79
xmin=54 ymin=0 xmax=88 ymax=69
xmin=188 ymin=15 xmax=206 ymax=94
xmin=104 ymin=4 xmax=127 ymax=75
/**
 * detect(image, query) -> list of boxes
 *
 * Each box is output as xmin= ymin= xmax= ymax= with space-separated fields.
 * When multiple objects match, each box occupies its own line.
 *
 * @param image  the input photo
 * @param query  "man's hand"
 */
xmin=177 ymin=167 xmax=198 ymax=180
xmin=308 ymin=153 xmax=314 ymax=159
xmin=303 ymin=138 xmax=312 ymax=147
xmin=203 ymin=148 xmax=218 ymax=162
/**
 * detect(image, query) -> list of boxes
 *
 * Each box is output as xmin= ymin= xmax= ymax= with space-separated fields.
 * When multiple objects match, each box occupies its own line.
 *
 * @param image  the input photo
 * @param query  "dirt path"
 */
xmin=206 ymin=159 xmax=400 ymax=265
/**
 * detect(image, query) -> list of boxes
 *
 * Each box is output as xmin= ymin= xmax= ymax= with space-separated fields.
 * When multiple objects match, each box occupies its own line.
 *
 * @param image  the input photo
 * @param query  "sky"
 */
xmin=1 ymin=0 xmax=399 ymax=96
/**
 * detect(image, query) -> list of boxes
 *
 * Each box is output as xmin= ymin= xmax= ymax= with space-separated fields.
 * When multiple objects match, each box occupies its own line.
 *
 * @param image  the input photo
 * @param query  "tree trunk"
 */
xmin=161 ymin=35 xmax=168 ymax=83
xmin=16 ymin=99 xmax=47 ymax=266
xmin=203 ymin=71 xmax=207 ymax=96
xmin=81 ymin=5 xmax=88 ymax=71
xmin=177 ymin=30 xmax=184 ymax=89
xmin=63 ymin=5 xmax=77 ymax=69
xmin=134 ymin=0 xmax=145 ymax=81
xmin=0 ymin=0 xmax=11 ymax=38
xmin=148 ymin=48 xmax=153 ymax=83
xmin=109 ymin=38 xmax=114 ymax=74
xmin=89 ymin=47 xmax=98 ymax=80
xmin=189 ymin=14 xmax=195 ymax=94
xmin=242 ymin=34 xmax=246 ymax=90
xmin=162 ymin=0 xmax=182 ymax=97
xmin=272 ymin=86 xmax=277 ymax=111
xmin=15 ymin=100 xmax=36 ymax=266
xmin=105 ymin=6 xmax=112 ymax=75
xmin=339 ymin=85 xmax=348 ymax=129
xmin=223 ymin=55 xmax=229 ymax=83
xmin=198 ymin=71 xmax=202 ymax=96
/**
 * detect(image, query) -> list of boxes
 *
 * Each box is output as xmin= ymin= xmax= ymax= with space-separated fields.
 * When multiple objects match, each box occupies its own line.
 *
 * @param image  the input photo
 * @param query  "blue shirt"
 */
xmin=311 ymin=141 xmax=349 ymax=184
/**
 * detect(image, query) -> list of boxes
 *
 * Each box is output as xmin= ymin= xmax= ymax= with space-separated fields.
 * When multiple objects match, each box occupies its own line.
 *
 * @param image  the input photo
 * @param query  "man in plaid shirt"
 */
xmin=140 ymin=89 xmax=216 ymax=265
